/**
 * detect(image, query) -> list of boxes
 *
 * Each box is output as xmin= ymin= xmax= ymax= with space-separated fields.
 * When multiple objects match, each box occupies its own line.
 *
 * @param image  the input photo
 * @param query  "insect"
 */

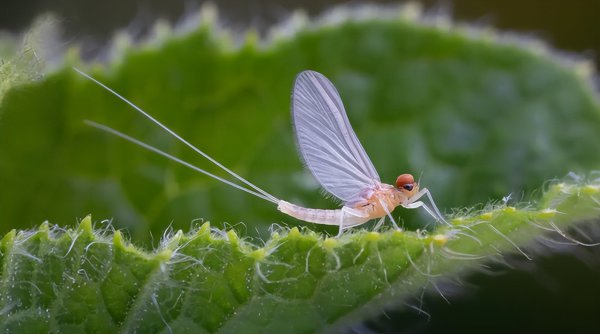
xmin=75 ymin=68 xmax=446 ymax=235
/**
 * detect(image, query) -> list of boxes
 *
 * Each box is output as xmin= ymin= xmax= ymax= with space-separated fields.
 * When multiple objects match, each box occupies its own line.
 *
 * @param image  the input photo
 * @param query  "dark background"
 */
xmin=1 ymin=0 xmax=600 ymax=67
xmin=2 ymin=1 xmax=600 ymax=333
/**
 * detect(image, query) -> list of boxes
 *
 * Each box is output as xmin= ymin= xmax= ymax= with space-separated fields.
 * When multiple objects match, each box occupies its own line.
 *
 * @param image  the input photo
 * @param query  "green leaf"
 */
xmin=1 ymin=4 xmax=600 ymax=333
xmin=1 ymin=6 xmax=600 ymax=241
xmin=0 ymin=16 xmax=52 ymax=105
xmin=1 ymin=180 xmax=599 ymax=332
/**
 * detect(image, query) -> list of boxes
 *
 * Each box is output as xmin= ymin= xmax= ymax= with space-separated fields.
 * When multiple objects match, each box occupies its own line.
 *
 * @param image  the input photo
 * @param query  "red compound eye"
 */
xmin=396 ymin=174 xmax=415 ymax=191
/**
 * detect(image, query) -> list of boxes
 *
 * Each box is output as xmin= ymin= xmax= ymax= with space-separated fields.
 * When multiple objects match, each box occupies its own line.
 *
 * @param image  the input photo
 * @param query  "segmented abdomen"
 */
xmin=277 ymin=200 xmax=369 ymax=226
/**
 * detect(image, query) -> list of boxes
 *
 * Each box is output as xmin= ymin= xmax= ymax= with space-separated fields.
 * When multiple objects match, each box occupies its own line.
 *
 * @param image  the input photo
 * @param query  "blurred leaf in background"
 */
xmin=1 ymin=4 xmax=600 ymax=244
xmin=1 ymin=2 xmax=600 ymax=333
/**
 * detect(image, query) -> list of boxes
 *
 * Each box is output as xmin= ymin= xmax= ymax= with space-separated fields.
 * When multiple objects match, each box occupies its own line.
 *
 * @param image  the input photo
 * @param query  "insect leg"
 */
xmin=337 ymin=207 xmax=371 ymax=236
xmin=403 ymin=201 xmax=446 ymax=223
xmin=406 ymin=188 xmax=447 ymax=224
xmin=373 ymin=216 xmax=386 ymax=231
xmin=404 ymin=200 xmax=450 ymax=226
xmin=378 ymin=199 xmax=401 ymax=231
xmin=337 ymin=207 xmax=349 ymax=237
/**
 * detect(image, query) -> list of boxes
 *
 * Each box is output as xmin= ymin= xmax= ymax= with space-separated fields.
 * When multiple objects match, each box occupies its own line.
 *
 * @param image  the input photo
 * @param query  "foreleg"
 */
xmin=404 ymin=187 xmax=447 ymax=224
xmin=403 ymin=200 xmax=448 ymax=226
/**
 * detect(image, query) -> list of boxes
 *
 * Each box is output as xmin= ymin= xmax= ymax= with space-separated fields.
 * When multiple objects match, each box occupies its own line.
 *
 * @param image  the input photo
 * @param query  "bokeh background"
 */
xmin=2 ymin=1 xmax=600 ymax=333
xmin=2 ymin=0 xmax=599 ymax=66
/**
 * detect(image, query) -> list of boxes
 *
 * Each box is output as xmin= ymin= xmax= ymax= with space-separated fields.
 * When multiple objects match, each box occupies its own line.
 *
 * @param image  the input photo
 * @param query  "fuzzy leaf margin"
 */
xmin=1 ymin=179 xmax=599 ymax=333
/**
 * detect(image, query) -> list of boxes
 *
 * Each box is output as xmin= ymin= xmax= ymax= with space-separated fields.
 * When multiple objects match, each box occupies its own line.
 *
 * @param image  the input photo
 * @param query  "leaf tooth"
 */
xmin=248 ymin=248 xmax=266 ymax=262
xmin=194 ymin=222 xmax=212 ymax=240
xmin=227 ymin=230 xmax=240 ymax=249
xmin=77 ymin=215 xmax=93 ymax=235
xmin=322 ymin=238 xmax=339 ymax=251
xmin=365 ymin=231 xmax=381 ymax=243
xmin=288 ymin=227 xmax=301 ymax=238
xmin=537 ymin=208 xmax=559 ymax=220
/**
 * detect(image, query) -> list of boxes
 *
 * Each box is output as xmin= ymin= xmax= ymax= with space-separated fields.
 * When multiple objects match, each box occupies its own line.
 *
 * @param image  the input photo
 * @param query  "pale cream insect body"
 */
xmin=279 ymin=174 xmax=426 ymax=229
xmin=76 ymin=69 xmax=445 ymax=235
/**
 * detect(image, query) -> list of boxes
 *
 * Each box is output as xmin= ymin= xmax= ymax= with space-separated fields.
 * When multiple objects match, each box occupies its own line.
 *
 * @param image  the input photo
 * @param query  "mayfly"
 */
xmin=75 ymin=68 xmax=446 ymax=235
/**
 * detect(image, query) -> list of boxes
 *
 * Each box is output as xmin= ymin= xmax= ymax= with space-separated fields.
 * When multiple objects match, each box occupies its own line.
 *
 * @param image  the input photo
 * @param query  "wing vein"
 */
xmin=292 ymin=71 xmax=380 ymax=204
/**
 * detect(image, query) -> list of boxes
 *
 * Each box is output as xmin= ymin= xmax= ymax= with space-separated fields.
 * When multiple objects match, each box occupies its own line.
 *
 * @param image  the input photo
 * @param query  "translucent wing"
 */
xmin=292 ymin=70 xmax=380 ymax=204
